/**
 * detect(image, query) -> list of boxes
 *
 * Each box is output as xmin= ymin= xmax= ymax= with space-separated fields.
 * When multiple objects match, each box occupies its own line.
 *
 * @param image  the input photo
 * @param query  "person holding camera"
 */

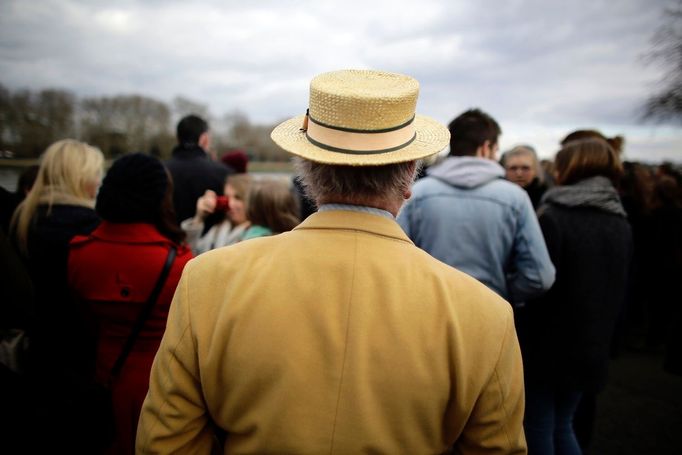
xmin=181 ymin=174 xmax=252 ymax=255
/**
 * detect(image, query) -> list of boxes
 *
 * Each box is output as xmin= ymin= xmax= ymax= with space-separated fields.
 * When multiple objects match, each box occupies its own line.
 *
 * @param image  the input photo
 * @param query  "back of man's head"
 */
xmin=177 ymin=115 xmax=209 ymax=146
xmin=448 ymin=109 xmax=501 ymax=157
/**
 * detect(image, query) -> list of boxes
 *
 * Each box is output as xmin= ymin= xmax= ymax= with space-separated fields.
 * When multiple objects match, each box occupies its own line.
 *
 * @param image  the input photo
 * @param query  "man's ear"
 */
xmin=478 ymin=140 xmax=498 ymax=160
xmin=475 ymin=141 xmax=489 ymax=158
xmin=199 ymin=132 xmax=210 ymax=150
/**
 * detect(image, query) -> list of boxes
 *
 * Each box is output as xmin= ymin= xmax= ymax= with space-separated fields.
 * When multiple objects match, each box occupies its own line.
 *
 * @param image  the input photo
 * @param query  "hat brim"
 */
xmin=271 ymin=114 xmax=450 ymax=166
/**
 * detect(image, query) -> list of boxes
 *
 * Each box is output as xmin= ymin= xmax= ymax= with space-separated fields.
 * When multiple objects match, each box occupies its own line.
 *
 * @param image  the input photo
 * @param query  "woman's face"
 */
xmin=226 ymin=183 xmax=248 ymax=225
xmin=505 ymin=154 xmax=537 ymax=188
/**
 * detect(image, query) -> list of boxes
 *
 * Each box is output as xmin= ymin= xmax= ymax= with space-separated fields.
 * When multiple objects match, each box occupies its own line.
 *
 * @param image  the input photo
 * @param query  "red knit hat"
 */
xmin=221 ymin=150 xmax=248 ymax=173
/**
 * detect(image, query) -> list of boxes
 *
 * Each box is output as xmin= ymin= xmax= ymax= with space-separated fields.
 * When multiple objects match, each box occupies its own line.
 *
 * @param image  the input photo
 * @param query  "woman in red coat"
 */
xmin=68 ymin=153 xmax=193 ymax=454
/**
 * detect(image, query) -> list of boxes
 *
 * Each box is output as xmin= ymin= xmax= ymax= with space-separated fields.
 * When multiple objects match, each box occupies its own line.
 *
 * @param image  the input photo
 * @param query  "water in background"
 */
xmin=0 ymin=168 xmax=19 ymax=192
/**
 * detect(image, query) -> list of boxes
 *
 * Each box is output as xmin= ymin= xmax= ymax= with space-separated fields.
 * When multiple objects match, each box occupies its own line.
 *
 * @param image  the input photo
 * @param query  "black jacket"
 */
xmin=23 ymin=204 xmax=101 ymax=376
xmin=525 ymin=178 xmax=548 ymax=210
xmin=165 ymin=145 xmax=233 ymax=224
xmin=518 ymin=192 xmax=632 ymax=392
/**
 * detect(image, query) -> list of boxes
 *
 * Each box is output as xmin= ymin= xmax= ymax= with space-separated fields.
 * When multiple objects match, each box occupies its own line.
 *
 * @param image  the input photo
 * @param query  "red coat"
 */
xmin=68 ymin=221 xmax=192 ymax=455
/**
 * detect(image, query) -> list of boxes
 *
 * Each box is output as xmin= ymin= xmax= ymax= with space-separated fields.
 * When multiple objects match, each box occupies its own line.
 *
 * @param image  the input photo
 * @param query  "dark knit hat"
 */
xmin=96 ymin=153 xmax=168 ymax=223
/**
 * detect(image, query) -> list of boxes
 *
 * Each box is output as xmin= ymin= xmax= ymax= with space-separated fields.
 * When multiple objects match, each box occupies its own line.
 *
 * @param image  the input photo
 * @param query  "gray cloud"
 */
xmin=0 ymin=0 xmax=680 ymax=161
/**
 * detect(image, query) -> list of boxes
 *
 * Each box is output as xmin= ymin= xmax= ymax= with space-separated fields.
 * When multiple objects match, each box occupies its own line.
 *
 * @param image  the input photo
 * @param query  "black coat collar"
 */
xmin=171 ymin=144 xmax=208 ymax=159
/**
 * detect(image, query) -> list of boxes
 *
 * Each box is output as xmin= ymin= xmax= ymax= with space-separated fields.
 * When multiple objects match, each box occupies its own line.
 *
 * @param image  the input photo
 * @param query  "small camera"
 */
xmin=214 ymin=195 xmax=230 ymax=214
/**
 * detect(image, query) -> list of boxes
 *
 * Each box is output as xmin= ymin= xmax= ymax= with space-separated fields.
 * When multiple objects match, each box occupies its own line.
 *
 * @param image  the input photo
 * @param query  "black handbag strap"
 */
xmin=110 ymin=245 xmax=177 ymax=379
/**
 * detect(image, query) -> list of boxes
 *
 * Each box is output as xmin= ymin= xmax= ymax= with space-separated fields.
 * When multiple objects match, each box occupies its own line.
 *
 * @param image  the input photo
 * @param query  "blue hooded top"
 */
xmin=398 ymin=156 xmax=555 ymax=305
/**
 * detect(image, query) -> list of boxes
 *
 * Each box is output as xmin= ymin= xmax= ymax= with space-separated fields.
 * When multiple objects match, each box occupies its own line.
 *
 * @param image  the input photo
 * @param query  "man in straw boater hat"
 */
xmin=137 ymin=70 xmax=526 ymax=454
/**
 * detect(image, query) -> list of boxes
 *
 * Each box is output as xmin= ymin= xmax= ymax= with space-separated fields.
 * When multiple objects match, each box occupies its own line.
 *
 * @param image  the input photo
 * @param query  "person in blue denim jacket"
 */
xmin=398 ymin=108 xmax=555 ymax=306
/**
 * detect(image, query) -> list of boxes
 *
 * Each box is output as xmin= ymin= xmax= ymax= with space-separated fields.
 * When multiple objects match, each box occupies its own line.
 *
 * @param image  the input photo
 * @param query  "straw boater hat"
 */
xmin=271 ymin=69 xmax=450 ymax=166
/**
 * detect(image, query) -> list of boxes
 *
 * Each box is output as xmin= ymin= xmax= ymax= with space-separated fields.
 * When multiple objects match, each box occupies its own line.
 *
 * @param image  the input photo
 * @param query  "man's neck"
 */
xmin=175 ymin=143 xmax=206 ymax=154
xmin=317 ymin=196 xmax=403 ymax=218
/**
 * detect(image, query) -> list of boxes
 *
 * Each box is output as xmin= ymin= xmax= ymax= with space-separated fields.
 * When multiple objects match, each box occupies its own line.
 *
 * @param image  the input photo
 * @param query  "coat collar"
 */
xmin=293 ymin=210 xmax=413 ymax=244
xmin=87 ymin=221 xmax=172 ymax=245
xmin=171 ymin=144 xmax=208 ymax=159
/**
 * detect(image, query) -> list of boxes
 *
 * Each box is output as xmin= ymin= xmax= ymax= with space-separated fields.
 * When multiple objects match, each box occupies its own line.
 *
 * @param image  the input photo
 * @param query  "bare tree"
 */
xmin=0 ymin=83 xmax=17 ymax=147
xmin=214 ymin=110 xmax=288 ymax=162
xmin=37 ymin=89 xmax=77 ymax=141
xmin=0 ymin=85 xmax=288 ymax=162
xmin=172 ymin=96 xmax=211 ymax=123
xmin=643 ymin=1 xmax=682 ymax=123
xmin=80 ymin=95 xmax=172 ymax=157
xmin=0 ymin=85 xmax=77 ymax=157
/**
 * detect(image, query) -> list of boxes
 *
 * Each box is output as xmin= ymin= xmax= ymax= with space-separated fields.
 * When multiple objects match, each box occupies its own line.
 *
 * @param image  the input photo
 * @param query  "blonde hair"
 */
xmin=247 ymin=178 xmax=300 ymax=233
xmin=11 ymin=139 xmax=104 ymax=253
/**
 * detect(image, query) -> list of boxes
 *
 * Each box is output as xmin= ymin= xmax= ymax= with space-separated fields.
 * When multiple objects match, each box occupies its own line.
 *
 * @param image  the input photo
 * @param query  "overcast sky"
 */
xmin=1 ymin=0 xmax=680 ymax=162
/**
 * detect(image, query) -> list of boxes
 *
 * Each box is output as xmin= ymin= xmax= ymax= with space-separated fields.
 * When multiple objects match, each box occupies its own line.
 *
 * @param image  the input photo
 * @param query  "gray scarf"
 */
xmin=541 ymin=175 xmax=626 ymax=217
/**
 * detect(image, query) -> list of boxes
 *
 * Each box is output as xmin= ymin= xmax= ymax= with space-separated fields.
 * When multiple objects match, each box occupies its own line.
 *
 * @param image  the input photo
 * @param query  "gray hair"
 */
xmin=293 ymin=157 xmax=419 ymax=206
xmin=500 ymin=145 xmax=538 ymax=166
xmin=500 ymin=145 xmax=543 ymax=182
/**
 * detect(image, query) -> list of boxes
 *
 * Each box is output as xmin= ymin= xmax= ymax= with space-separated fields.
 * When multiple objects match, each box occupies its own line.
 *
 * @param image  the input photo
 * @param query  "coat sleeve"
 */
xmin=136 ymin=261 xmax=214 ymax=454
xmin=506 ymin=197 xmax=555 ymax=304
xmin=537 ymin=208 xmax=562 ymax=273
xmin=454 ymin=309 xmax=527 ymax=454
xmin=180 ymin=218 xmax=205 ymax=256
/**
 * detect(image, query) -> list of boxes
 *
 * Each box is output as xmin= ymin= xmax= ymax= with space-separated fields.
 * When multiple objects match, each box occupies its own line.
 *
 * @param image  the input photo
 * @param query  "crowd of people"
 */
xmin=0 ymin=68 xmax=680 ymax=454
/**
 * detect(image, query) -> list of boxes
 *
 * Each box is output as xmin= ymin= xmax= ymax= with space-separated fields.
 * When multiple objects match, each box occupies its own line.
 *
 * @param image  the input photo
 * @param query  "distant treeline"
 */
xmin=0 ymin=83 xmax=289 ymax=161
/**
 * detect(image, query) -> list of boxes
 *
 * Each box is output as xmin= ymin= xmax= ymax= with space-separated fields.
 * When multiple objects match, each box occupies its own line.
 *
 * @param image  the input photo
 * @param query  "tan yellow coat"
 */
xmin=137 ymin=210 xmax=526 ymax=454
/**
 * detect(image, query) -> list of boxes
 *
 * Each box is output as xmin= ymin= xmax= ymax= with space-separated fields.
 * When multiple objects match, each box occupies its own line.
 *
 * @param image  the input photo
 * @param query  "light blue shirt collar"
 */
xmin=318 ymin=203 xmax=394 ymax=220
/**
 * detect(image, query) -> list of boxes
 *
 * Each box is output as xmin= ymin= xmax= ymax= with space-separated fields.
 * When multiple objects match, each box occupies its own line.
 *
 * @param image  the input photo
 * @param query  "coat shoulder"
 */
xmin=407 ymin=242 xmax=514 ymax=321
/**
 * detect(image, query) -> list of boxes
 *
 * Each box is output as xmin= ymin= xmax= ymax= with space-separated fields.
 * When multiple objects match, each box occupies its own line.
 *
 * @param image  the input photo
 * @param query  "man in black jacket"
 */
xmin=165 ymin=115 xmax=233 ymax=224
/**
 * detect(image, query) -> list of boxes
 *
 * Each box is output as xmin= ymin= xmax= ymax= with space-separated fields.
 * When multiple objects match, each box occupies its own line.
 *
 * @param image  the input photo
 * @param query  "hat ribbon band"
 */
xmin=306 ymin=116 xmax=416 ymax=154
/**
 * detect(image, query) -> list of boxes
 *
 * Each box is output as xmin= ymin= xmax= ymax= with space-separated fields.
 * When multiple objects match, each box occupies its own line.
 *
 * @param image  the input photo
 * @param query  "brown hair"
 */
xmin=157 ymin=168 xmax=186 ymax=244
xmin=448 ymin=108 xmax=501 ymax=157
xmin=554 ymin=138 xmax=623 ymax=186
xmin=247 ymin=178 xmax=300 ymax=234
xmin=560 ymin=130 xmax=624 ymax=155
xmin=226 ymin=174 xmax=253 ymax=203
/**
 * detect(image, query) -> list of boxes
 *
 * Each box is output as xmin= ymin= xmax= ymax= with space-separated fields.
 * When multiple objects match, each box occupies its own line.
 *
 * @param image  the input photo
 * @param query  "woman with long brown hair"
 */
xmin=242 ymin=178 xmax=300 ymax=240
xmin=519 ymin=138 xmax=632 ymax=454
